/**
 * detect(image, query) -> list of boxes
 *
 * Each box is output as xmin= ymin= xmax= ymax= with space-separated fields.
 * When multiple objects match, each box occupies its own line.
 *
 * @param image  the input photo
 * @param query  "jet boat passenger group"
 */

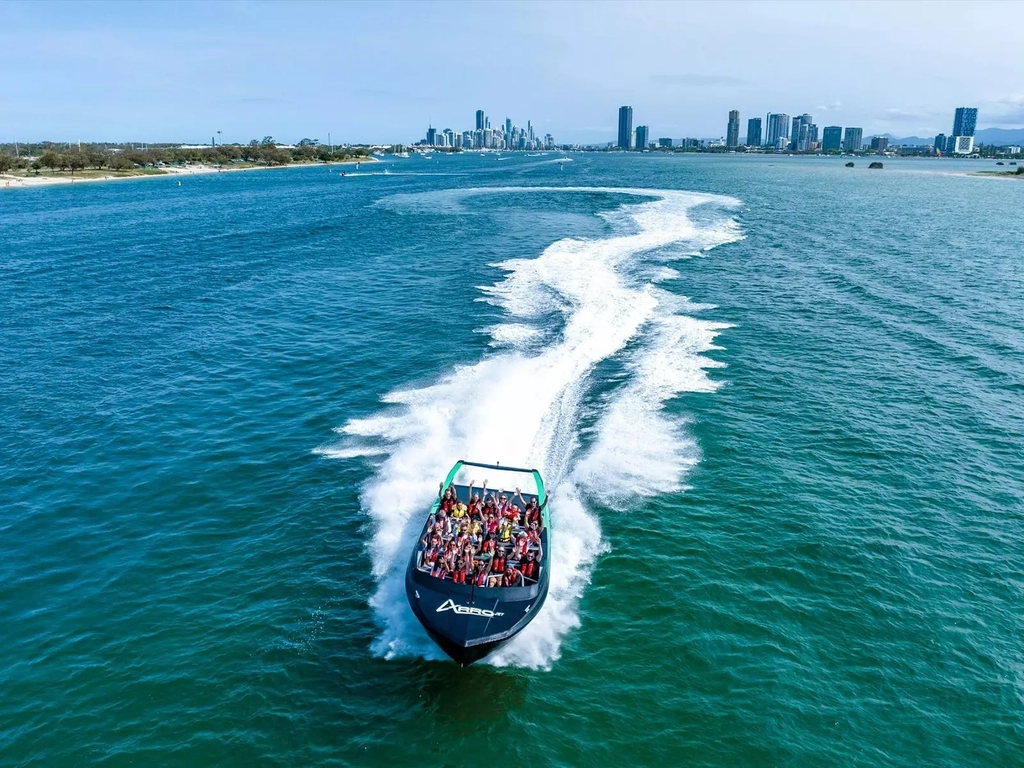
xmin=418 ymin=481 xmax=545 ymax=588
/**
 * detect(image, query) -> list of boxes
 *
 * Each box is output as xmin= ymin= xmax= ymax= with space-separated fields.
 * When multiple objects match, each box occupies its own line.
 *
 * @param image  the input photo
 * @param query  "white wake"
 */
xmin=317 ymin=186 xmax=743 ymax=668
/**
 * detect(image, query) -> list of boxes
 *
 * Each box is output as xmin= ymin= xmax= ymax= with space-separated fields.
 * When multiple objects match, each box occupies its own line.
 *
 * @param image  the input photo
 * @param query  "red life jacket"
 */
xmin=503 ymin=569 xmax=522 ymax=587
xmin=491 ymin=555 xmax=506 ymax=573
xmin=452 ymin=569 xmax=466 ymax=584
xmin=521 ymin=561 xmax=538 ymax=579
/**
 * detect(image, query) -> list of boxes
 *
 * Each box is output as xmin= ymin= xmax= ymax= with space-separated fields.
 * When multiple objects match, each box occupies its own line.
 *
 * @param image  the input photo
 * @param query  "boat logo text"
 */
xmin=436 ymin=599 xmax=504 ymax=618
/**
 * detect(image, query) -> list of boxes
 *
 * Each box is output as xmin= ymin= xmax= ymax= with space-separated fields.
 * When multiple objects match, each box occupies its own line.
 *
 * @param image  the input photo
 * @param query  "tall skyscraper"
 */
xmin=870 ymin=136 xmax=889 ymax=152
xmin=791 ymin=114 xmax=813 ymax=151
xmin=934 ymin=133 xmax=947 ymax=152
xmin=635 ymin=125 xmax=649 ymax=149
xmin=726 ymin=110 xmax=740 ymax=148
xmin=766 ymin=113 xmax=791 ymax=148
xmin=426 ymin=125 xmax=437 ymax=146
xmin=746 ymin=117 xmax=762 ymax=147
xmin=822 ymin=126 xmax=843 ymax=152
xmin=618 ymin=106 xmax=633 ymax=149
xmin=476 ymin=110 xmax=485 ymax=131
xmin=950 ymin=107 xmax=978 ymax=155
xmin=952 ymin=107 xmax=978 ymax=138
xmin=843 ymin=127 xmax=863 ymax=152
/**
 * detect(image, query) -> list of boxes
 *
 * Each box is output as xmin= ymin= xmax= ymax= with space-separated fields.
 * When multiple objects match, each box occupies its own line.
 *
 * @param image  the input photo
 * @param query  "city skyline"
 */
xmin=2 ymin=1 xmax=1023 ymax=145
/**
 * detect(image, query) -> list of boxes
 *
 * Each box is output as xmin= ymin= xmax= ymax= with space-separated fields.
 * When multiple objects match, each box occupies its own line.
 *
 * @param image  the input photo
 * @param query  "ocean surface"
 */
xmin=2 ymin=154 xmax=1022 ymax=767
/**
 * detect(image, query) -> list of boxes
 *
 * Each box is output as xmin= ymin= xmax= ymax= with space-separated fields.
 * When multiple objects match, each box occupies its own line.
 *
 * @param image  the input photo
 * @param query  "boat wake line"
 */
xmin=317 ymin=186 xmax=744 ymax=669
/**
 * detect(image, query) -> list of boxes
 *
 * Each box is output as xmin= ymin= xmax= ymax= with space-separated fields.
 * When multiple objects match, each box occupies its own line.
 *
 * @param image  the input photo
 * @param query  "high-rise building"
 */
xmin=618 ymin=106 xmax=633 ymax=149
xmin=746 ymin=118 xmax=762 ymax=147
xmin=952 ymin=107 xmax=978 ymax=138
xmin=426 ymin=125 xmax=437 ymax=146
xmin=822 ymin=126 xmax=843 ymax=152
xmin=790 ymin=114 xmax=813 ymax=151
xmin=658 ymin=138 xmax=673 ymax=148
xmin=635 ymin=125 xmax=649 ymax=149
xmin=934 ymin=133 xmax=947 ymax=152
xmin=476 ymin=110 xmax=485 ymax=131
xmin=870 ymin=136 xmax=889 ymax=152
xmin=843 ymin=127 xmax=863 ymax=152
xmin=953 ymin=136 xmax=975 ymax=155
xmin=766 ymin=113 xmax=791 ymax=148
xmin=726 ymin=110 xmax=740 ymax=148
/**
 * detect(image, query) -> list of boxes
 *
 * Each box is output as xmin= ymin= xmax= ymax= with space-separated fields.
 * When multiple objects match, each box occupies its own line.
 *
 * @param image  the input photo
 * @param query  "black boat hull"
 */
xmin=406 ymin=566 xmax=549 ymax=666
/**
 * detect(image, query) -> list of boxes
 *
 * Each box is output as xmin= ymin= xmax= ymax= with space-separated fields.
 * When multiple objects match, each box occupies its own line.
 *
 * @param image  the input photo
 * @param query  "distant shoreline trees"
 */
xmin=0 ymin=139 xmax=371 ymax=175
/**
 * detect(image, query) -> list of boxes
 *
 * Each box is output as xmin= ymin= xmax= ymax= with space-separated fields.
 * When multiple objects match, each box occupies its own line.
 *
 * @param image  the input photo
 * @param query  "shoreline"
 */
xmin=0 ymin=156 xmax=377 ymax=190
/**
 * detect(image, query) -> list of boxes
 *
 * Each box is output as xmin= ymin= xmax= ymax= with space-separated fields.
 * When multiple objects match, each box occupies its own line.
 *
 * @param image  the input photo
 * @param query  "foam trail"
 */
xmin=325 ymin=186 xmax=743 ymax=668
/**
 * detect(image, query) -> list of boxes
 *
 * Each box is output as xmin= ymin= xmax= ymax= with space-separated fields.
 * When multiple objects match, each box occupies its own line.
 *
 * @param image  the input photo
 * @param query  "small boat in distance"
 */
xmin=405 ymin=460 xmax=550 ymax=666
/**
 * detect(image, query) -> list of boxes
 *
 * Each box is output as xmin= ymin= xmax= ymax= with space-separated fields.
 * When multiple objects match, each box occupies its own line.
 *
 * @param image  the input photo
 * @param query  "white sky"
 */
xmin=1 ymin=0 xmax=1022 ymax=143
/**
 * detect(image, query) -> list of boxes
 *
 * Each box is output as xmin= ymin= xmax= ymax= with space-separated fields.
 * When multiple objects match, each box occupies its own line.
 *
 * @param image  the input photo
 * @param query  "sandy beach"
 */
xmin=0 ymin=157 xmax=377 ymax=190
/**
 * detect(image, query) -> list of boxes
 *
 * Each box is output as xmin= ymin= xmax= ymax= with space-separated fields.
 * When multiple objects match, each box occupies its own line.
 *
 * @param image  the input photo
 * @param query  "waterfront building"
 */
xmin=726 ymin=110 xmax=740 ymax=148
xmin=822 ymin=126 xmax=842 ymax=152
xmin=746 ymin=118 xmax=762 ymax=147
xmin=426 ymin=126 xmax=437 ymax=146
xmin=791 ymin=114 xmax=813 ymax=151
xmin=635 ymin=125 xmax=649 ymax=149
xmin=934 ymin=134 xmax=946 ymax=152
xmin=1007 ymin=146 xmax=1022 ymax=155
xmin=766 ymin=113 xmax=791 ymax=147
xmin=952 ymin=107 xmax=978 ymax=138
xmin=618 ymin=106 xmax=634 ymax=149
xmin=949 ymin=107 xmax=978 ymax=155
xmin=870 ymin=136 xmax=889 ymax=152
xmin=843 ymin=127 xmax=863 ymax=152
xmin=953 ymin=136 xmax=975 ymax=155
xmin=476 ymin=110 xmax=485 ymax=131
xmin=658 ymin=138 xmax=673 ymax=148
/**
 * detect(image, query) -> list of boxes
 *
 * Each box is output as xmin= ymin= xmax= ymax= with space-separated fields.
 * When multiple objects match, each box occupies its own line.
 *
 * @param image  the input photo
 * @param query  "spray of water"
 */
xmin=317 ymin=187 xmax=743 ymax=668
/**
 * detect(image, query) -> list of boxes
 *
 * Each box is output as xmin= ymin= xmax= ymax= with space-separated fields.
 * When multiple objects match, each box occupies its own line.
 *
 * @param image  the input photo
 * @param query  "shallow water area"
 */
xmin=2 ymin=154 xmax=1023 ymax=767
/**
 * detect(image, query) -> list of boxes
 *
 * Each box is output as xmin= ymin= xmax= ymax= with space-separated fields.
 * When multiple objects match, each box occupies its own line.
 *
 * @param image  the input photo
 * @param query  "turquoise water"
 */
xmin=2 ymin=155 xmax=1022 ymax=766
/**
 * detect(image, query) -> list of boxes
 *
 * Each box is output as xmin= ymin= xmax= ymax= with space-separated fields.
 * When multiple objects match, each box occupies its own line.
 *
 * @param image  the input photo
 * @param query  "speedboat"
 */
xmin=405 ymin=460 xmax=550 ymax=666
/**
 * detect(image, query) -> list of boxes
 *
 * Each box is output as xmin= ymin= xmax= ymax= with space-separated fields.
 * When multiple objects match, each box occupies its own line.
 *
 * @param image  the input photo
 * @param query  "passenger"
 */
xmin=511 ymin=530 xmax=529 ymax=560
xmin=480 ymin=534 xmax=496 ymax=556
xmin=431 ymin=558 xmax=449 ymax=580
xmin=491 ymin=550 xmax=507 ymax=576
xmin=498 ymin=517 xmax=513 ymax=545
xmin=527 ymin=522 xmax=542 ymax=547
xmin=488 ymin=574 xmax=503 ymax=588
xmin=452 ymin=558 xmax=468 ymax=584
xmin=520 ymin=551 xmax=539 ymax=583
xmin=525 ymin=498 xmax=543 ymax=528
xmin=502 ymin=564 xmax=524 ymax=587
xmin=451 ymin=497 xmax=467 ymax=519
xmin=473 ymin=560 xmax=490 ymax=586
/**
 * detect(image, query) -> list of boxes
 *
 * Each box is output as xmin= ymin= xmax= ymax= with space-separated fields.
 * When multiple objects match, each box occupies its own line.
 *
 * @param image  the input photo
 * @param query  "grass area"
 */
xmin=7 ymin=167 xmax=169 ymax=179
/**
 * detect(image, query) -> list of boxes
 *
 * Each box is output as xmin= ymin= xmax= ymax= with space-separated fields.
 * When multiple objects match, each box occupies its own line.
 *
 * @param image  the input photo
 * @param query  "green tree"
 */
xmin=68 ymin=153 xmax=86 ymax=175
xmin=0 ymin=153 xmax=15 ymax=174
xmin=39 ymin=150 xmax=61 ymax=171
xmin=86 ymin=150 xmax=107 ymax=169
xmin=261 ymin=135 xmax=275 ymax=146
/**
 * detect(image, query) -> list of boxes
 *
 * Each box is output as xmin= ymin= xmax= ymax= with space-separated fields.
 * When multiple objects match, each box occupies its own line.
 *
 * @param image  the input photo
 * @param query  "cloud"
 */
xmin=882 ymin=107 xmax=940 ymax=121
xmin=815 ymin=101 xmax=843 ymax=112
xmin=650 ymin=74 xmax=744 ymax=87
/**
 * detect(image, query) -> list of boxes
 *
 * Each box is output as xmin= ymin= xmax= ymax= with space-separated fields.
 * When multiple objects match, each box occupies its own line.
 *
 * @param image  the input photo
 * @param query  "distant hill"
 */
xmin=880 ymin=127 xmax=1024 ymax=146
xmin=975 ymin=127 xmax=1024 ymax=145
